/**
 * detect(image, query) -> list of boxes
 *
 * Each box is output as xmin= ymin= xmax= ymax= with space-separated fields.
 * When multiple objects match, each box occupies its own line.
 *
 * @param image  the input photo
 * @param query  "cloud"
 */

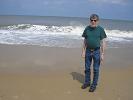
xmin=88 ymin=0 xmax=132 ymax=5
xmin=42 ymin=0 xmax=66 ymax=5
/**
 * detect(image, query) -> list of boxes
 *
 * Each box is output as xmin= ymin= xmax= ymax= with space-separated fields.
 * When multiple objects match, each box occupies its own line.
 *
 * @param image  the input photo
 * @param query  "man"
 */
xmin=81 ymin=14 xmax=107 ymax=92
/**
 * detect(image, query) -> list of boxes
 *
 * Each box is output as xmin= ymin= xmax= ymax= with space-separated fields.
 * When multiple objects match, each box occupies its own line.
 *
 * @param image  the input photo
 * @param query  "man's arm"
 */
xmin=100 ymin=38 xmax=106 ymax=54
xmin=100 ymin=38 xmax=107 ymax=63
xmin=81 ymin=39 xmax=87 ymax=58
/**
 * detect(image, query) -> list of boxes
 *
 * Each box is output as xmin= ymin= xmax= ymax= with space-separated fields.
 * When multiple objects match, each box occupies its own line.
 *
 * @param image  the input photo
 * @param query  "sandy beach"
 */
xmin=0 ymin=44 xmax=133 ymax=100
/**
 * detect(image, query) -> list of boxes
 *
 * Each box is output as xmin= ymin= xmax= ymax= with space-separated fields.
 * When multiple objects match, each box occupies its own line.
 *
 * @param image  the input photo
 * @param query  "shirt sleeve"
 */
xmin=82 ymin=26 xmax=87 ymax=39
xmin=100 ymin=28 xmax=107 ymax=40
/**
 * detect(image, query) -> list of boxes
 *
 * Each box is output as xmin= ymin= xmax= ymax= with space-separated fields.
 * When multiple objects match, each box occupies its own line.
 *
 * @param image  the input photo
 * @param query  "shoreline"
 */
xmin=0 ymin=44 xmax=133 ymax=73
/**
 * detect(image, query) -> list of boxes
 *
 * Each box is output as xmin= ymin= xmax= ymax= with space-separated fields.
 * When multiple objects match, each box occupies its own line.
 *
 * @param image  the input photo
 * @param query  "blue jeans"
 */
xmin=84 ymin=48 xmax=101 ymax=86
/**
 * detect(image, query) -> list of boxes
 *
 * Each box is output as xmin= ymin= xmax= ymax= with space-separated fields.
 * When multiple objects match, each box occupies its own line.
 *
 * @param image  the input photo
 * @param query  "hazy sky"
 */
xmin=0 ymin=0 xmax=133 ymax=20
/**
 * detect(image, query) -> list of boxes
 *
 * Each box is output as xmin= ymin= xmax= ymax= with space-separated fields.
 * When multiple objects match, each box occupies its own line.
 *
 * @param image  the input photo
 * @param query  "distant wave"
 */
xmin=0 ymin=24 xmax=133 ymax=48
xmin=0 ymin=24 xmax=83 ymax=36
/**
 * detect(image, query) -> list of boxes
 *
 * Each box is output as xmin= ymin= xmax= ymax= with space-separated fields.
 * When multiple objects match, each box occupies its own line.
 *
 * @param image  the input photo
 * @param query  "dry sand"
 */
xmin=0 ymin=44 xmax=133 ymax=100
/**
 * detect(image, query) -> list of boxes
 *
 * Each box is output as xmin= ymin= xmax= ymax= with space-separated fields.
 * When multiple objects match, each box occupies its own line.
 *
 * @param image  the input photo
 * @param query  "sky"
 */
xmin=0 ymin=0 xmax=133 ymax=21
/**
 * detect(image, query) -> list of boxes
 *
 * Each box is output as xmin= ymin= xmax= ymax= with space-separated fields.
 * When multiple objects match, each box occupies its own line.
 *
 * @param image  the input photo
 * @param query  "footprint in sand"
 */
xmin=65 ymin=90 xmax=72 ymax=95
xmin=12 ymin=95 xmax=19 ymax=99
xmin=97 ymin=97 xmax=103 ymax=100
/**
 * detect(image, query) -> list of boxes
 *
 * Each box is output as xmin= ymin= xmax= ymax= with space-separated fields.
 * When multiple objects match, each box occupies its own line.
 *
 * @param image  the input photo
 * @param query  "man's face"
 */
xmin=90 ymin=18 xmax=99 ymax=27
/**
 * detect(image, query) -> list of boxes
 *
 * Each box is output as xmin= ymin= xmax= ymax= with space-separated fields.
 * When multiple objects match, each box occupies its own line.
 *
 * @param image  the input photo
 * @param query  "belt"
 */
xmin=87 ymin=47 xmax=100 ymax=52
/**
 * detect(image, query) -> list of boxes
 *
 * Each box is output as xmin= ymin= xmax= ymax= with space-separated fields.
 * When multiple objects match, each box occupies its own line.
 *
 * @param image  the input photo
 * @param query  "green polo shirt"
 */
xmin=82 ymin=25 xmax=107 ymax=49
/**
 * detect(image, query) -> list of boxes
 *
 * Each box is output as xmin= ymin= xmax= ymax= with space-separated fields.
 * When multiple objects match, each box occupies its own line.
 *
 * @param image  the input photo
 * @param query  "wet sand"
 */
xmin=0 ymin=44 xmax=133 ymax=100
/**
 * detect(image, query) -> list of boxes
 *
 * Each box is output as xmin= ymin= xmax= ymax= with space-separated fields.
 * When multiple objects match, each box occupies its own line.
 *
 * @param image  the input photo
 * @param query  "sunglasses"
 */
xmin=90 ymin=19 xmax=97 ymax=22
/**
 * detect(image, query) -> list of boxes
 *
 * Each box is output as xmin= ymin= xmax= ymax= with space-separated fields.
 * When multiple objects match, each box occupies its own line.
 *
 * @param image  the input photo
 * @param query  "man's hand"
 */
xmin=81 ymin=51 xmax=86 ymax=58
xmin=100 ymin=53 xmax=104 ymax=65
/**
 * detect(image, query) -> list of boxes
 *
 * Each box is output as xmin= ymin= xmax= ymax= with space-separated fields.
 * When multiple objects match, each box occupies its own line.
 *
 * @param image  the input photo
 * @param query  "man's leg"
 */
xmin=89 ymin=49 xmax=100 ymax=92
xmin=81 ymin=49 xmax=92 ymax=89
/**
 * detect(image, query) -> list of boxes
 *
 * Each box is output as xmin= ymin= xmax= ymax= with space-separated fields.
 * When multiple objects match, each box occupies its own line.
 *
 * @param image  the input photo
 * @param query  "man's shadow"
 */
xmin=70 ymin=72 xmax=84 ymax=84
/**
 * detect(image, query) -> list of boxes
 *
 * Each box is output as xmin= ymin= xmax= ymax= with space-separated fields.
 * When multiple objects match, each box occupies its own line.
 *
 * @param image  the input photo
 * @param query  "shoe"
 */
xmin=89 ymin=85 xmax=96 ymax=92
xmin=81 ymin=83 xmax=90 ymax=89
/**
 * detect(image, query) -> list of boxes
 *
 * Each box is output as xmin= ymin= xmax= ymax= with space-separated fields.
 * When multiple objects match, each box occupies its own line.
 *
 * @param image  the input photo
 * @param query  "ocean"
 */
xmin=0 ymin=15 xmax=133 ymax=48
